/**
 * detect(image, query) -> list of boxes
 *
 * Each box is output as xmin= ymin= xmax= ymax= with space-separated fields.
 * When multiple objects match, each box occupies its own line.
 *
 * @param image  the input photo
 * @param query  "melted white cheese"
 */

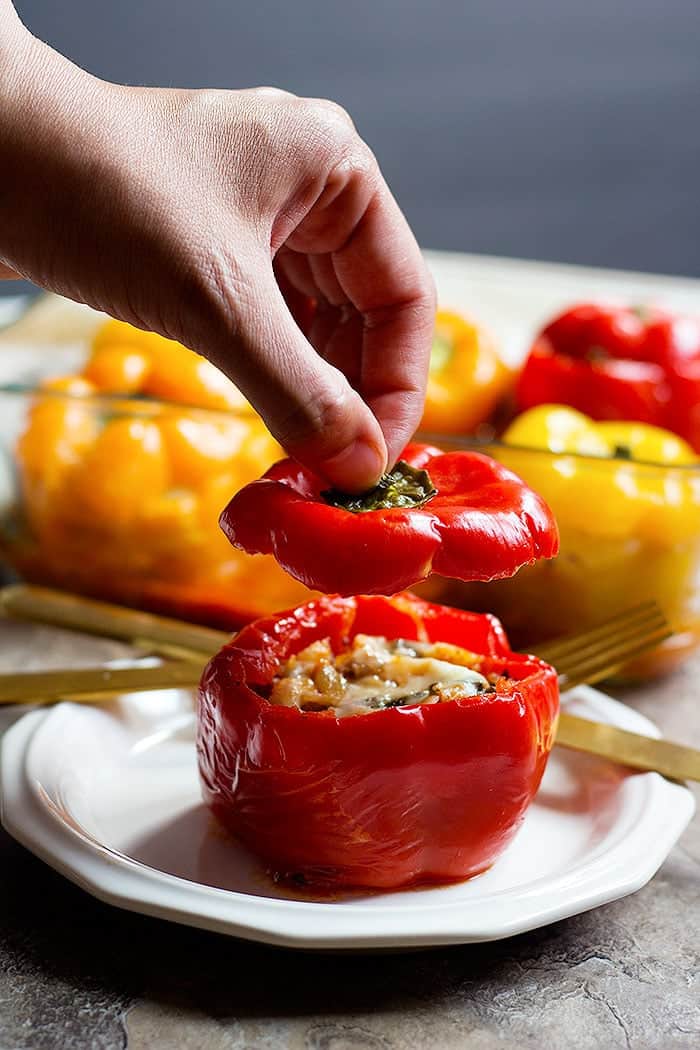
xmin=342 ymin=656 xmax=487 ymax=708
xmin=270 ymin=634 xmax=491 ymax=718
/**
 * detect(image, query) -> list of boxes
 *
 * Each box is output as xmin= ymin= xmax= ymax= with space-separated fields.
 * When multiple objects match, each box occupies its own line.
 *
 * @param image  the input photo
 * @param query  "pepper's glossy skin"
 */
xmin=517 ymin=303 xmax=700 ymax=450
xmin=197 ymin=594 xmax=559 ymax=889
xmin=502 ymin=405 xmax=698 ymax=542
xmin=219 ymin=443 xmax=559 ymax=596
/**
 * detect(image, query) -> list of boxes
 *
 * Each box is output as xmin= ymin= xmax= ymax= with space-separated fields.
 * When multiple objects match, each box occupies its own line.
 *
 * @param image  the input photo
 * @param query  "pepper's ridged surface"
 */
xmin=220 ymin=443 xmax=559 ymax=596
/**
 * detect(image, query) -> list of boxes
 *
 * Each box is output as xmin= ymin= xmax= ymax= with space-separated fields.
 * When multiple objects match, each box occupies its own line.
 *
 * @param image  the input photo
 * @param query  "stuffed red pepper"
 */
xmin=517 ymin=302 xmax=700 ymax=450
xmin=198 ymin=593 xmax=559 ymax=889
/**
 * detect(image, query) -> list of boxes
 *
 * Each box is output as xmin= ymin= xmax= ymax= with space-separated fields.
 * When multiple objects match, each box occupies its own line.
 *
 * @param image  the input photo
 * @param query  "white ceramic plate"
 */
xmin=1 ymin=685 xmax=694 ymax=950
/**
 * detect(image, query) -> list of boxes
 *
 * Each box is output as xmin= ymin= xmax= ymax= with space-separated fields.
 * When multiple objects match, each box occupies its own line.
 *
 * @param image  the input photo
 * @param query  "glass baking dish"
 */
xmin=2 ymin=383 xmax=699 ymax=678
xmin=0 ymin=382 xmax=316 ymax=628
xmin=415 ymin=437 xmax=700 ymax=678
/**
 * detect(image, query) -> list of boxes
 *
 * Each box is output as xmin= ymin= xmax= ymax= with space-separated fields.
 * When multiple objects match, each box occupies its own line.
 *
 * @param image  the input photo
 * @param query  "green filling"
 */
xmin=321 ymin=460 xmax=437 ymax=513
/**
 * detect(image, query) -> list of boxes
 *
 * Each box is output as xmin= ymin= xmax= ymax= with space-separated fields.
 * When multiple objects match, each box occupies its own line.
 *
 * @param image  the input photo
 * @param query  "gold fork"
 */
xmin=0 ymin=583 xmax=225 ymax=659
xmin=535 ymin=600 xmax=671 ymax=690
xmin=533 ymin=603 xmax=699 ymax=780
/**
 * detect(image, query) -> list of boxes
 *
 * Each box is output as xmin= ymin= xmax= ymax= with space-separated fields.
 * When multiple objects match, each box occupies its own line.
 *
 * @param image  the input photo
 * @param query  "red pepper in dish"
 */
xmin=219 ymin=443 xmax=559 ymax=596
xmin=197 ymin=593 xmax=559 ymax=889
xmin=517 ymin=303 xmax=700 ymax=450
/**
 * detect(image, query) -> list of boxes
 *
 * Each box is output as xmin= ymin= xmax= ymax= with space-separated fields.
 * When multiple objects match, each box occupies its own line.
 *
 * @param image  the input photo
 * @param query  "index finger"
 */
xmin=331 ymin=182 xmax=436 ymax=465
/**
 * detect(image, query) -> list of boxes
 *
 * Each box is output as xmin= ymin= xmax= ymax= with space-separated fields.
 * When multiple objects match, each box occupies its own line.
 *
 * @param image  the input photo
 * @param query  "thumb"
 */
xmin=215 ymin=264 xmax=388 ymax=492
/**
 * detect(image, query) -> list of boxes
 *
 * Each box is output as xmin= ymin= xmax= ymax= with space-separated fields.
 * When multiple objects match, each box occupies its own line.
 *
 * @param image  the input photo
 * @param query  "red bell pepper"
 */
xmin=517 ymin=302 xmax=700 ymax=450
xmin=197 ymin=593 xmax=559 ymax=889
xmin=219 ymin=443 xmax=559 ymax=596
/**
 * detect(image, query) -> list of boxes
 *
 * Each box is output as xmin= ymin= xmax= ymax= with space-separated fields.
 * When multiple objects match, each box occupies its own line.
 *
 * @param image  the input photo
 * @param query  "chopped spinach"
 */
xmin=321 ymin=460 xmax=437 ymax=514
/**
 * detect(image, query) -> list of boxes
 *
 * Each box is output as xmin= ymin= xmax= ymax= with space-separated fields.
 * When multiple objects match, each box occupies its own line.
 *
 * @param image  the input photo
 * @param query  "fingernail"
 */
xmin=321 ymin=438 xmax=387 ymax=492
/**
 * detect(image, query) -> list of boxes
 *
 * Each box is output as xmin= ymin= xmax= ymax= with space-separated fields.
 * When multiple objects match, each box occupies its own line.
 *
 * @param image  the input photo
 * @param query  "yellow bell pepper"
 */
xmin=501 ymin=405 xmax=699 ymax=544
xmin=504 ymin=404 xmax=697 ymax=463
xmin=420 ymin=310 xmax=512 ymax=434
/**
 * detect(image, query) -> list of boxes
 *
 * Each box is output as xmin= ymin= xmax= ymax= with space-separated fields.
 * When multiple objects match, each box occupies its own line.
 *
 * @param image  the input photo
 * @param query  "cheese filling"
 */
xmin=268 ymin=634 xmax=494 ymax=717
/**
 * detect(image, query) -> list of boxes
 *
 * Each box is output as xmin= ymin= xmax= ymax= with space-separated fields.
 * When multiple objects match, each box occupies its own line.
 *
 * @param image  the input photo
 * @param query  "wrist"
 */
xmin=0 ymin=31 xmax=128 ymax=288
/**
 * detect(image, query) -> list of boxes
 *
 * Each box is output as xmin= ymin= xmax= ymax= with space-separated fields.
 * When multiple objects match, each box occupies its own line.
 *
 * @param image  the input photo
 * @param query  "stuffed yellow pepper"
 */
xmin=423 ymin=405 xmax=700 ymax=677
xmin=10 ymin=320 xmax=315 ymax=626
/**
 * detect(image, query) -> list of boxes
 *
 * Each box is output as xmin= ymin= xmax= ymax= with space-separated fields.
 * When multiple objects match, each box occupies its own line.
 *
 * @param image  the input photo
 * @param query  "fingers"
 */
xmin=331 ymin=184 xmax=436 ymax=466
xmin=179 ymin=89 xmax=433 ymax=489
xmin=274 ymin=248 xmax=360 ymax=384
xmin=276 ymin=129 xmax=435 ymax=467
xmin=218 ymin=258 xmax=388 ymax=492
xmin=227 ymin=94 xmax=434 ymax=476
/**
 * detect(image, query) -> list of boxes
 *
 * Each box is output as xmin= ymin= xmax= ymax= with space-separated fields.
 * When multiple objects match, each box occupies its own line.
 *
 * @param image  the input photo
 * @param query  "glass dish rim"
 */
xmin=2 ymin=382 xmax=699 ymax=474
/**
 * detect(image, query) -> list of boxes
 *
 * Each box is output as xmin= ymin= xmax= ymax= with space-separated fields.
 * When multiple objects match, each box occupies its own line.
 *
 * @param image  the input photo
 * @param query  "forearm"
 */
xmin=0 ymin=0 xmax=25 ymax=276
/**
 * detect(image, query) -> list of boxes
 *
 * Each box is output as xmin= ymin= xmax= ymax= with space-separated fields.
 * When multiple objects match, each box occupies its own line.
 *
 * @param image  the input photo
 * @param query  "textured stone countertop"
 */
xmin=0 ymin=619 xmax=698 ymax=1050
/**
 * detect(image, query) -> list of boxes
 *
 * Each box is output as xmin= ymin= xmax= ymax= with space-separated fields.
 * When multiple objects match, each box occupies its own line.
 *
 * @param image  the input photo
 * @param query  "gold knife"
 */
xmin=1 ymin=664 xmax=698 ymax=782
xmin=555 ymin=711 xmax=699 ymax=782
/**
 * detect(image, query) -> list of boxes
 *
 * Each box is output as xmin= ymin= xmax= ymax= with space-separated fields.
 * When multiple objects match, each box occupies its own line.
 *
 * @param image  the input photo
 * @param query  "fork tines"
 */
xmin=533 ymin=601 xmax=671 ymax=690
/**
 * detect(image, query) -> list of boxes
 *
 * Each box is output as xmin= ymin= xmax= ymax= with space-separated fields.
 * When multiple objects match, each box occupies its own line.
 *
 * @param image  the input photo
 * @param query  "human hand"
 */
xmin=0 ymin=13 xmax=434 ymax=490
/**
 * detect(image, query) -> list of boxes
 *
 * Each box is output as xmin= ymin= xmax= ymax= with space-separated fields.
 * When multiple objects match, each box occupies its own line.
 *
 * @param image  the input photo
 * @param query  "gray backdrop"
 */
xmin=8 ymin=1 xmax=700 ymax=279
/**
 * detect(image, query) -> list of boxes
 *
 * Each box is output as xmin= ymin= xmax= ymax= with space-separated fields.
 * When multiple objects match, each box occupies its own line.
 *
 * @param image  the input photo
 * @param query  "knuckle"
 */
xmin=330 ymin=142 xmax=379 ymax=187
xmin=248 ymin=85 xmax=296 ymax=103
xmin=231 ymin=93 xmax=302 ymax=185
xmin=309 ymin=97 xmax=355 ymax=130
xmin=182 ymin=87 xmax=229 ymax=116
xmin=241 ymin=99 xmax=281 ymax=145
xmin=301 ymin=97 xmax=357 ymax=148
